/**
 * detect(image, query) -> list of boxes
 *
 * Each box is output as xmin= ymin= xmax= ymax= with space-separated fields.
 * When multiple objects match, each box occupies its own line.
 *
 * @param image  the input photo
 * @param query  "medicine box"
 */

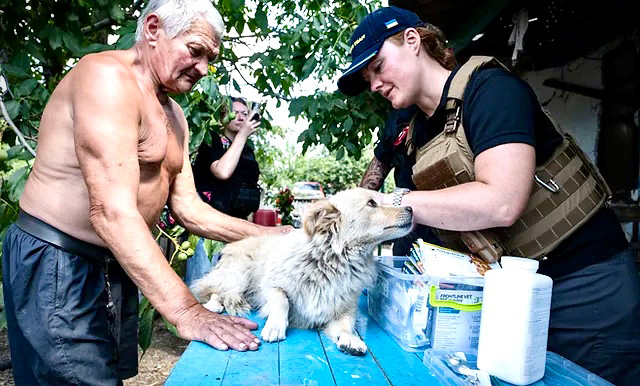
xmin=368 ymin=256 xmax=485 ymax=352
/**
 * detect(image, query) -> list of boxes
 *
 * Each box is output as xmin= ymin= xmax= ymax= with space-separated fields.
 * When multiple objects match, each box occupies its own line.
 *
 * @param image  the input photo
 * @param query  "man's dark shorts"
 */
xmin=2 ymin=216 xmax=139 ymax=385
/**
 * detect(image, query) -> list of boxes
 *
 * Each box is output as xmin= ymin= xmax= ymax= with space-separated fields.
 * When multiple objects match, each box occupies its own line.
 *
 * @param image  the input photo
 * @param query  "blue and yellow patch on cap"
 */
xmin=385 ymin=19 xmax=399 ymax=29
xmin=350 ymin=34 xmax=366 ymax=54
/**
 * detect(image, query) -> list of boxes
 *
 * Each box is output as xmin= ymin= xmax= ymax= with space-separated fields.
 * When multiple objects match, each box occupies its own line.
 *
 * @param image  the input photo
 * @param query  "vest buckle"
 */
xmin=444 ymin=106 xmax=461 ymax=134
xmin=535 ymin=174 xmax=560 ymax=193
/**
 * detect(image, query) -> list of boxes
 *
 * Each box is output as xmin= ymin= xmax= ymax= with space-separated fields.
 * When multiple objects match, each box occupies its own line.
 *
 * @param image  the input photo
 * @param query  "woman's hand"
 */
xmin=236 ymin=118 xmax=260 ymax=139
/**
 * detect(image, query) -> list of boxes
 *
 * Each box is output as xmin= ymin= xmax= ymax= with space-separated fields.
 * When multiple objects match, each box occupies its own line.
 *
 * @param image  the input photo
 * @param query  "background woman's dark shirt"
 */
xmin=192 ymin=133 xmax=260 ymax=219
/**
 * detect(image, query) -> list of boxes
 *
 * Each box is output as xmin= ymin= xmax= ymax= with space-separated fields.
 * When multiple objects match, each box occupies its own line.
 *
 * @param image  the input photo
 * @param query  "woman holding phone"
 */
xmin=193 ymin=97 xmax=263 ymax=219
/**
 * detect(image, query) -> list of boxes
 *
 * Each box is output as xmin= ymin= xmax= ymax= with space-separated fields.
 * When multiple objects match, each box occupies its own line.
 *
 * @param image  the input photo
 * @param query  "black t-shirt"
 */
xmin=374 ymin=105 xmax=419 ymax=190
xmin=409 ymin=64 xmax=628 ymax=279
xmin=192 ymin=133 xmax=260 ymax=218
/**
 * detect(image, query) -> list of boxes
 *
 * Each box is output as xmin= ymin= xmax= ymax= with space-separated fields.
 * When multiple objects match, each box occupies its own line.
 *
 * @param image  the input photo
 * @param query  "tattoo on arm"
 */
xmin=359 ymin=157 xmax=392 ymax=191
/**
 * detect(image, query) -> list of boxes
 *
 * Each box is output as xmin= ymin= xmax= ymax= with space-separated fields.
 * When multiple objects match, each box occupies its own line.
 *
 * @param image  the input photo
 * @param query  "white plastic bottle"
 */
xmin=477 ymin=256 xmax=553 ymax=385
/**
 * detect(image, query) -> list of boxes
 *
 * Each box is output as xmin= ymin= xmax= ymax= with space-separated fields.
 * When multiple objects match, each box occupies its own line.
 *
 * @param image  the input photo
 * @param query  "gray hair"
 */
xmin=135 ymin=0 xmax=225 ymax=42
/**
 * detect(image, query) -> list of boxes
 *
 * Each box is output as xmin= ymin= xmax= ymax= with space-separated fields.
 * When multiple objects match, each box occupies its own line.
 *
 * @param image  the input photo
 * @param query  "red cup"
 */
xmin=253 ymin=209 xmax=277 ymax=226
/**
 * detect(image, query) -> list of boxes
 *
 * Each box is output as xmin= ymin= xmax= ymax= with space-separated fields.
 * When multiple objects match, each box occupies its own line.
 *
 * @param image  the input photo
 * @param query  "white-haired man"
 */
xmin=2 ymin=0 xmax=283 ymax=384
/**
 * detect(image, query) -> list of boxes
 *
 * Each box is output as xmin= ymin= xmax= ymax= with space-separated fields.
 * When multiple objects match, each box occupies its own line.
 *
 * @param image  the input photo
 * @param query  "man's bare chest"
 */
xmin=138 ymin=108 xmax=184 ymax=178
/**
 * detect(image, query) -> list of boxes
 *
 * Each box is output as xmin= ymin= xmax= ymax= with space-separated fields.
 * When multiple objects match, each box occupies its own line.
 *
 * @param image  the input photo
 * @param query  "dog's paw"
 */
xmin=203 ymin=298 xmax=224 ymax=313
xmin=223 ymin=297 xmax=251 ymax=316
xmin=261 ymin=318 xmax=287 ymax=342
xmin=337 ymin=334 xmax=367 ymax=356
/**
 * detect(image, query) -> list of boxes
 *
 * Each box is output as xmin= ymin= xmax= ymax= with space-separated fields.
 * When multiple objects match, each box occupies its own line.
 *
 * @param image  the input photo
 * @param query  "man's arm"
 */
xmin=72 ymin=56 xmax=259 ymax=351
xmin=360 ymin=156 xmax=392 ymax=190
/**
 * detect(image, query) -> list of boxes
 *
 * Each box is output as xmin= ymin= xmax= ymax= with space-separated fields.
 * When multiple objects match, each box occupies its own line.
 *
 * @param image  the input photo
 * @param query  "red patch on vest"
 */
xmin=394 ymin=126 xmax=409 ymax=146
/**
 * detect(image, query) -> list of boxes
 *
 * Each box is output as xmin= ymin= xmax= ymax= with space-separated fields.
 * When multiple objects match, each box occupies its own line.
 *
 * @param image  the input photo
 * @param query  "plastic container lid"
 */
xmin=422 ymin=349 xmax=615 ymax=386
xmin=500 ymin=256 xmax=539 ymax=272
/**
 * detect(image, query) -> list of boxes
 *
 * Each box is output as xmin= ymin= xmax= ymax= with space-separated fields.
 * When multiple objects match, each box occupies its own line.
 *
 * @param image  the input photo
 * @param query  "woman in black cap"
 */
xmin=338 ymin=6 xmax=639 ymax=385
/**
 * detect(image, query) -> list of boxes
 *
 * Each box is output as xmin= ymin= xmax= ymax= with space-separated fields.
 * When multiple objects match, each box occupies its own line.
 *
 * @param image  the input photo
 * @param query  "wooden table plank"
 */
xmin=167 ymin=295 xmax=442 ymax=386
xmin=319 ymin=314 xmax=391 ymax=386
xmin=319 ymin=335 xmax=391 ymax=386
xmin=164 ymin=341 xmax=228 ymax=385
xmin=278 ymin=328 xmax=336 ymax=385
xmin=219 ymin=315 xmax=280 ymax=386
xmin=355 ymin=297 xmax=441 ymax=386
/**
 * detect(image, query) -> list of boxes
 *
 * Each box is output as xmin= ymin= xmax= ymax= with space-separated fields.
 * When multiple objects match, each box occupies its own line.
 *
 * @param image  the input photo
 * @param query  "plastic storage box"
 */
xmin=368 ymin=257 xmax=485 ymax=352
xmin=423 ymin=349 xmax=614 ymax=385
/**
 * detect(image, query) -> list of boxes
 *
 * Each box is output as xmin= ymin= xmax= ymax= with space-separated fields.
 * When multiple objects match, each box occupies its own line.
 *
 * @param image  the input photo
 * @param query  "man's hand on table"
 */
xmin=176 ymin=304 xmax=261 ymax=351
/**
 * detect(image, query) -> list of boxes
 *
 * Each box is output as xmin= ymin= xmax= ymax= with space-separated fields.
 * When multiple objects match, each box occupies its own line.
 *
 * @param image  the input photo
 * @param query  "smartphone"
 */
xmin=250 ymin=101 xmax=262 ymax=122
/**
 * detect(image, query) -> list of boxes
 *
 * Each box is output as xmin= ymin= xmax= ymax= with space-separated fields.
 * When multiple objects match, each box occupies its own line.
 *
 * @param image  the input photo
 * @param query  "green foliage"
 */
xmin=274 ymin=188 xmax=294 ymax=225
xmin=0 ymin=0 xmax=391 ymax=343
xmin=262 ymin=145 xmax=394 ymax=201
xmin=138 ymin=296 xmax=156 ymax=358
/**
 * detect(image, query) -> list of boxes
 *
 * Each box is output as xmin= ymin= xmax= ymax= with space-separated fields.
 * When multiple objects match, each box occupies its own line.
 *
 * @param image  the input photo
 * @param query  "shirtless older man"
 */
xmin=2 ymin=0 xmax=281 ymax=384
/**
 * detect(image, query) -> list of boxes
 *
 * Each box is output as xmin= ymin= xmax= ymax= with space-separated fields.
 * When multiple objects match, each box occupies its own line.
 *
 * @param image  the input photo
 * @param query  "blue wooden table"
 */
xmin=166 ymin=295 xmax=439 ymax=385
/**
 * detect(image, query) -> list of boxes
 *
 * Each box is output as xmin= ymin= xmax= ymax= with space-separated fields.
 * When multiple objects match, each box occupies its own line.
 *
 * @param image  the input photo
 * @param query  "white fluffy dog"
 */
xmin=191 ymin=188 xmax=413 ymax=355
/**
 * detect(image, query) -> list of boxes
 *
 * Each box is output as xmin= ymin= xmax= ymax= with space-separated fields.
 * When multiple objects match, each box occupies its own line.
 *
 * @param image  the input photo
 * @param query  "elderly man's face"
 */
xmin=155 ymin=20 xmax=220 ymax=94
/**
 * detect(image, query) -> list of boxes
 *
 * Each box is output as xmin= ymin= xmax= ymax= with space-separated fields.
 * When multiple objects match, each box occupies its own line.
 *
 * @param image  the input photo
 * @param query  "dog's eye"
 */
xmin=367 ymin=199 xmax=378 ymax=208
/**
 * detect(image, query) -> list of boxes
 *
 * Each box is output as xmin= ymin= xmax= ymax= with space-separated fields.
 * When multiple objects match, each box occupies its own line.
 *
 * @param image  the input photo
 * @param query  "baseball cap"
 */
xmin=337 ymin=6 xmax=424 ymax=96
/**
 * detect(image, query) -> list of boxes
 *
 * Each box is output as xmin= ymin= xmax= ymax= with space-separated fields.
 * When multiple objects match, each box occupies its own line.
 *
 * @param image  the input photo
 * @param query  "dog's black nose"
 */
xmin=405 ymin=206 xmax=413 ymax=213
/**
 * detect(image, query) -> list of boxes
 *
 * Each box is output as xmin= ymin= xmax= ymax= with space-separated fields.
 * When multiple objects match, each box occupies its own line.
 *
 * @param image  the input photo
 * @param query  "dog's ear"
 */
xmin=303 ymin=199 xmax=341 ymax=236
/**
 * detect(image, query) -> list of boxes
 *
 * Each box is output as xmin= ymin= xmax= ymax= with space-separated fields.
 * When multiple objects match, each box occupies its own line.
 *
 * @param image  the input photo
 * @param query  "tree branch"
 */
xmin=0 ymin=96 xmax=37 ymax=157
xmin=81 ymin=0 xmax=145 ymax=34
xmin=229 ymin=61 xmax=291 ymax=102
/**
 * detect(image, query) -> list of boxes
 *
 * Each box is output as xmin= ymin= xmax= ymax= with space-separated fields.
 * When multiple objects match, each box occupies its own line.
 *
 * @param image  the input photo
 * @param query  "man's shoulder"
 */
xmin=73 ymin=51 xmax=137 ymax=88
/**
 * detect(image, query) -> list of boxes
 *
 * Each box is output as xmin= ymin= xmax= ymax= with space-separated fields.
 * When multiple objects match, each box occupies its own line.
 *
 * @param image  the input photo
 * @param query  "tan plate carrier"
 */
xmin=408 ymin=56 xmax=611 ymax=261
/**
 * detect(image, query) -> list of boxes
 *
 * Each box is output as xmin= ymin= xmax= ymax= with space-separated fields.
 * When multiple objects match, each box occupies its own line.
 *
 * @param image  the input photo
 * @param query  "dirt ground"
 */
xmin=0 ymin=318 xmax=188 ymax=386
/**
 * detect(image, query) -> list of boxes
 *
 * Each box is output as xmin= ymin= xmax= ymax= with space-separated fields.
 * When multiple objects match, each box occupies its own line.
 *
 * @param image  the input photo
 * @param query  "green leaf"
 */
xmin=255 ymin=7 xmax=268 ymax=32
xmin=109 ymin=4 xmax=125 ymax=22
xmin=301 ymin=56 xmax=317 ymax=80
xmin=62 ymin=32 xmax=83 ymax=55
xmin=189 ymin=126 xmax=206 ymax=153
xmin=344 ymin=141 xmax=358 ymax=155
xmin=10 ymin=51 xmax=30 ymax=70
xmin=138 ymin=301 xmax=155 ymax=358
xmin=187 ymin=234 xmax=200 ymax=249
xmin=116 ymin=33 xmax=136 ymax=50
xmin=162 ymin=317 xmax=178 ymax=337
xmin=15 ymin=79 xmax=38 ymax=97
xmin=26 ymin=43 xmax=47 ymax=63
xmin=2 ymin=64 xmax=29 ymax=79
xmin=308 ymin=100 xmax=319 ymax=116
xmin=0 ymin=310 xmax=6 ymax=331
xmin=5 ymin=100 xmax=20 ymax=120
xmin=289 ymin=98 xmax=306 ymax=117
xmin=232 ymin=79 xmax=241 ymax=93
xmin=336 ymin=147 xmax=345 ymax=160
xmin=49 ymin=30 xmax=63 ymax=50
xmin=203 ymin=239 xmax=224 ymax=262
xmin=82 ymin=43 xmax=111 ymax=54
xmin=8 ymin=166 xmax=30 ymax=202
xmin=8 ymin=145 xmax=35 ymax=161
xmin=343 ymin=116 xmax=353 ymax=132
xmin=320 ymin=132 xmax=332 ymax=145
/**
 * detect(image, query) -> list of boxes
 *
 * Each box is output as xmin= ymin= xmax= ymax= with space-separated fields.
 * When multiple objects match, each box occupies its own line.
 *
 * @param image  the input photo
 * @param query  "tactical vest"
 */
xmin=408 ymin=56 xmax=611 ymax=261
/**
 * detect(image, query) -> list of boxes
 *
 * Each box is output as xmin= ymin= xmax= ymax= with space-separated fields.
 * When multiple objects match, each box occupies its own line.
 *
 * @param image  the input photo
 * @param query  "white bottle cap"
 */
xmin=500 ymin=256 xmax=539 ymax=272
